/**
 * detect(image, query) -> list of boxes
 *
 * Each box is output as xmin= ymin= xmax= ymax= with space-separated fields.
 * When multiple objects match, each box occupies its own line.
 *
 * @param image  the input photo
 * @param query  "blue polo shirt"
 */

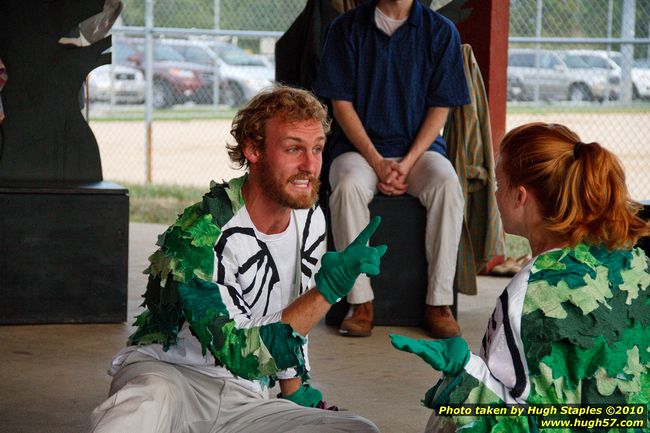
xmin=313 ymin=0 xmax=470 ymax=160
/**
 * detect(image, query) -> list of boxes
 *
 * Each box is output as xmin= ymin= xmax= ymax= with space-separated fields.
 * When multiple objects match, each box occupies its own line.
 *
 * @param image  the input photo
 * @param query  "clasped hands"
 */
xmin=315 ymin=216 xmax=387 ymax=305
xmin=374 ymin=158 xmax=409 ymax=196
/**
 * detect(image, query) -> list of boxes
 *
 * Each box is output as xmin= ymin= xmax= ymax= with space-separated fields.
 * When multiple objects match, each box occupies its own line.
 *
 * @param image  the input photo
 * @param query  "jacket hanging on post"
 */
xmin=444 ymin=44 xmax=506 ymax=296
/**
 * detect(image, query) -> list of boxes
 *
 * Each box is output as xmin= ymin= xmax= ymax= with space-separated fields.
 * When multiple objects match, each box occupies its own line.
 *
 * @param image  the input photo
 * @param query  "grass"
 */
xmin=125 ymin=182 xmax=206 ymax=225
xmin=124 ymin=182 xmax=532 ymax=256
xmin=507 ymin=100 xmax=650 ymax=115
xmin=87 ymin=100 xmax=650 ymax=122
xmin=89 ymin=106 xmax=238 ymax=122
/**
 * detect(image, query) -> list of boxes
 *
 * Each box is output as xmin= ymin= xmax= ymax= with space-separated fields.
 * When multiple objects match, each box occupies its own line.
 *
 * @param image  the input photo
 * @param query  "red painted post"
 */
xmin=455 ymin=0 xmax=510 ymax=153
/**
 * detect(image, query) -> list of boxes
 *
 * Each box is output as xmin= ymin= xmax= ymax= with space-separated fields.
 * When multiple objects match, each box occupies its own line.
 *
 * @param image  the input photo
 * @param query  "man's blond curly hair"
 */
xmin=227 ymin=86 xmax=331 ymax=169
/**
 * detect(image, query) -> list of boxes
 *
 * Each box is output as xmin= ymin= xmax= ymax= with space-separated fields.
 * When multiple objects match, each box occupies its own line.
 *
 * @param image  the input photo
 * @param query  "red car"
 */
xmin=113 ymin=38 xmax=205 ymax=108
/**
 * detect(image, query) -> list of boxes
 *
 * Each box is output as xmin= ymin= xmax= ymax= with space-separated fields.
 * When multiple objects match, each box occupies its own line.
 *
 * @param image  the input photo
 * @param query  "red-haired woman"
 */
xmin=391 ymin=122 xmax=650 ymax=432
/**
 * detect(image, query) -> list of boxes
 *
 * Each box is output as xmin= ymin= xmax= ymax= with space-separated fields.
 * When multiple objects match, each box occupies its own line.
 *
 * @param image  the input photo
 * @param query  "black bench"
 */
xmin=0 ymin=181 xmax=129 ymax=324
xmin=326 ymin=194 xmax=457 ymax=327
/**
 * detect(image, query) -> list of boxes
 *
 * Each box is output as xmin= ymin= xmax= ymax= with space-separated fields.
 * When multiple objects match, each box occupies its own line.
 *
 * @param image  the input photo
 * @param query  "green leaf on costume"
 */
xmin=444 ymin=376 xmax=509 ymax=433
xmin=164 ymin=227 xmax=214 ymax=283
xmin=629 ymin=299 xmax=650 ymax=329
xmin=156 ymin=230 xmax=168 ymax=248
xmin=524 ymin=279 xmax=569 ymax=319
xmin=532 ymin=250 xmax=566 ymax=271
xmin=173 ymin=203 xmax=221 ymax=248
xmin=594 ymin=367 xmax=641 ymax=396
xmin=490 ymin=415 xmax=531 ymax=433
xmin=524 ymin=263 xmax=614 ymax=319
xmin=467 ymin=380 xmax=504 ymax=405
xmin=159 ymin=274 xmax=179 ymax=306
xmin=259 ymin=323 xmax=306 ymax=370
xmin=128 ymin=306 xmax=180 ymax=349
xmin=628 ymin=372 xmax=650 ymax=405
xmin=177 ymin=277 xmax=305 ymax=381
xmin=529 ymin=362 xmax=581 ymax=404
xmin=188 ymin=214 xmax=220 ymax=248
xmin=225 ymin=174 xmax=246 ymax=213
xmin=529 ymin=244 xmax=610 ymax=288
xmin=538 ymin=337 xmax=622 ymax=391
xmin=174 ymin=202 xmax=203 ymax=230
xmin=178 ymin=278 xmax=227 ymax=319
xmin=147 ymin=249 xmax=172 ymax=278
xmin=210 ymin=320 xmax=263 ymax=379
xmin=242 ymin=327 xmax=279 ymax=377
xmin=184 ymin=307 xmax=219 ymax=355
xmin=447 ymin=374 xmax=481 ymax=404
xmin=573 ymin=243 xmax=600 ymax=270
xmin=527 ymin=320 xmax=650 ymax=406
xmin=618 ymin=250 xmax=650 ymax=305
xmin=204 ymin=183 xmax=236 ymax=228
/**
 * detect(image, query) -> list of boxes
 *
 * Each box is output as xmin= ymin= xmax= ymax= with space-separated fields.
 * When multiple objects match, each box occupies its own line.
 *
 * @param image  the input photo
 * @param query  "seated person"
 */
xmin=391 ymin=122 xmax=650 ymax=432
xmin=87 ymin=86 xmax=386 ymax=433
xmin=314 ymin=0 xmax=470 ymax=338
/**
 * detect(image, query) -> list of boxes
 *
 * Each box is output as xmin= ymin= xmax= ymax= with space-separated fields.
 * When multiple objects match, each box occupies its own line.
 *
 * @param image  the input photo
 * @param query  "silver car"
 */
xmin=88 ymin=64 xmax=145 ymax=104
xmin=558 ymin=51 xmax=619 ymax=101
xmin=607 ymin=52 xmax=650 ymax=99
xmin=508 ymin=48 xmax=611 ymax=102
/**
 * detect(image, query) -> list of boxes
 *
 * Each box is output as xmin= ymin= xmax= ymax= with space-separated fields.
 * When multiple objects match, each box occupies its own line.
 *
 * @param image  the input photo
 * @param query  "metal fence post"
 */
xmin=533 ymin=0 xmax=543 ymax=102
xmin=145 ymin=0 xmax=154 ymax=183
xmin=621 ymin=0 xmax=637 ymax=103
xmin=213 ymin=0 xmax=221 ymax=110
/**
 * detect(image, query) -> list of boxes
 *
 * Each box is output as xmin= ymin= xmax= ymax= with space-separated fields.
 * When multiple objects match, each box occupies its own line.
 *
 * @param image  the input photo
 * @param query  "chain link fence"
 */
xmin=89 ymin=0 xmax=650 ymax=200
xmin=507 ymin=0 xmax=650 ymax=199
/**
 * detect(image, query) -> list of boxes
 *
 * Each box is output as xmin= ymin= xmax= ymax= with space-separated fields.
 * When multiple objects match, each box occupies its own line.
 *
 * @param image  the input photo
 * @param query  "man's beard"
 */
xmin=258 ymin=157 xmax=321 ymax=209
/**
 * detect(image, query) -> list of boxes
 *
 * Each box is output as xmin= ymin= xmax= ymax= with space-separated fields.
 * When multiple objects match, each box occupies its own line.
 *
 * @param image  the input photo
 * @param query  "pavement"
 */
xmin=0 ymin=222 xmax=508 ymax=433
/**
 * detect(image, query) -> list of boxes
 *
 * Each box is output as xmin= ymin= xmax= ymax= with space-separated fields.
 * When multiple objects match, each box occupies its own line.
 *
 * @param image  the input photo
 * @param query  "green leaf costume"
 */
xmin=127 ymin=176 xmax=327 ymax=386
xmin=422 ymin=244 xmax=650 ymax=433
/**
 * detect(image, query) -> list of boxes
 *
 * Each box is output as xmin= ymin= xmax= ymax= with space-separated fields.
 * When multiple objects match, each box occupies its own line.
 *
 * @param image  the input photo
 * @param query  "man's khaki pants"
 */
xmin=328 ymin=151 xmax=464 ymax=306
xmin=88 ymin=353 xmax=379 ymax=433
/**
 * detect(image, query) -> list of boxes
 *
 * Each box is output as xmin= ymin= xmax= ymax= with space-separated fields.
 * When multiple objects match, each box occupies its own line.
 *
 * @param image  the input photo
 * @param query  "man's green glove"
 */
xmin=389 ymin=334 xmax=471 ymax=376
xmin=315 ymin=216 xmax=387 ymax=304
xmin=280 ymin=383 xmax=323 ymax=407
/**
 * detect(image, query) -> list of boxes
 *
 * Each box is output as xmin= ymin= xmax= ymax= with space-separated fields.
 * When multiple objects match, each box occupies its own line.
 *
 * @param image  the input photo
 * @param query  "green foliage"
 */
xmin=126 ymin=182 xmax=205 ymax=225
xmin=220 ymin=0 xmax=304 ymax=31
xmin=120 ymin=0 xmax=304 ymax=32
xmin=120 ymin=0 xmax=144 ymax=26
xmin=509 ymin=0 xmax=650 ymax=59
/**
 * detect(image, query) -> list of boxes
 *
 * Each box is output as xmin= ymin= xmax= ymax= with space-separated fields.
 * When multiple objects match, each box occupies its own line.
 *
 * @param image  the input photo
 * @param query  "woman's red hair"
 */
xmin=499 ymin=122 xmax=650 ymax=249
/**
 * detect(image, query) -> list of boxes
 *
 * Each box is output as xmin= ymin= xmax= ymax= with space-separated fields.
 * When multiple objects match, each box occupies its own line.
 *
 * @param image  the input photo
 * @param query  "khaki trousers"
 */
xmin=88 ymin=353 xmax=379 ymax=433
xmin=328 ymin=151 xmax=464 ymax=306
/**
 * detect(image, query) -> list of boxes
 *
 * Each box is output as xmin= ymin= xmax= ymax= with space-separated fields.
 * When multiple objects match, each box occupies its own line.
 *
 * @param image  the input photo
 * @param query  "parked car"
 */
xmin=508 ymin=48 xmax=612 ymax=102
xmin=87 ymin=64 xmax=145 ymax=104
xmin=508 ymin=49 xmax=571 ymax=101
xmin=507 ymin=73 xmax=525 ymax=101
xmin=160 ymin=38 xmax=274 ymax=107
xmin=558 ymin=50 xmax=619 ymax=101
xmin=607 ymin=52 xmax=650 ymax=99
xmin=113 ymin=38 xmax=205 ymax=108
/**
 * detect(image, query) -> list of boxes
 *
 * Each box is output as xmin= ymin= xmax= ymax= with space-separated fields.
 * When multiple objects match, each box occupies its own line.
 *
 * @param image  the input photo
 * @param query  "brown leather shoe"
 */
xmin=425 ymin=305 xmax=461 ymax=339
xmin=339 ymin=302 xmax=373 ymax=337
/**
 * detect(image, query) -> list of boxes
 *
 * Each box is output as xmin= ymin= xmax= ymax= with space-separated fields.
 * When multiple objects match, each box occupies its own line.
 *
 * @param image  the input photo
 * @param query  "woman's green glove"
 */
xmin=315 ymin=217 xmax=387 ymax=304
xmin=280 ymin=383 xmax=323 ymax=407
xmin=389 ymin=334 xmax=471 ymax=375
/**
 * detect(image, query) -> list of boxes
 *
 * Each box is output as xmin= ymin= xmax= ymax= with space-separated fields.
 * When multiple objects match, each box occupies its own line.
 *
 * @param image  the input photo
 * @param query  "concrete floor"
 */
xmin=0 ymin=222 xmax=507 ymax=433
